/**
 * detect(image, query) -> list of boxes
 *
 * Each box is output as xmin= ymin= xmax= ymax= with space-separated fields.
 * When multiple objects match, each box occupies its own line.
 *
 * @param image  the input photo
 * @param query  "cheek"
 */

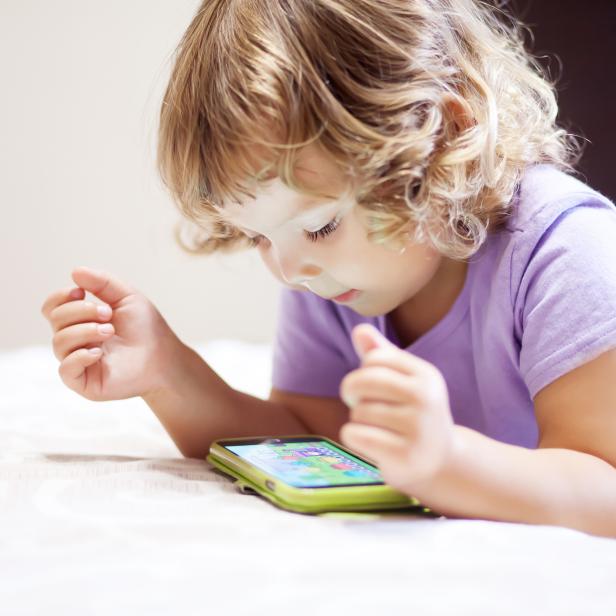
xmin=334 ymin=230 xmax=397 ymax=279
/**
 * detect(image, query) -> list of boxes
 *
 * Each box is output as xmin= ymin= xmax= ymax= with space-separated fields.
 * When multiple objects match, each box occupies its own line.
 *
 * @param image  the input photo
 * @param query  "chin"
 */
xmin=347 ymin=299 xmax=392 ymax=318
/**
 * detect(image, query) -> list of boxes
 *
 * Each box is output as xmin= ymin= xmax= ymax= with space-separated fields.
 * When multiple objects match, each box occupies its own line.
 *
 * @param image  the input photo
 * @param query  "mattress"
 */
xmin=1 ymin=341 xmax=615 ymax=615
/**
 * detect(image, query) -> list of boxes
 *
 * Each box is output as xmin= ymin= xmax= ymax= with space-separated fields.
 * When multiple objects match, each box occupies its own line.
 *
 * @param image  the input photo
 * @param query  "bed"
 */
xmin=1 ymin=340 xmax=615 ymax=615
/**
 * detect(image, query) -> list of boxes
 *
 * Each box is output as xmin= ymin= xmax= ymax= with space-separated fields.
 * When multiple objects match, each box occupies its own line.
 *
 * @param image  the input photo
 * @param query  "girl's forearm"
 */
xmin=411 ymin=426 xmax=616 ymax=538
xmin=142 ymin=342 xmax=307 ymax=459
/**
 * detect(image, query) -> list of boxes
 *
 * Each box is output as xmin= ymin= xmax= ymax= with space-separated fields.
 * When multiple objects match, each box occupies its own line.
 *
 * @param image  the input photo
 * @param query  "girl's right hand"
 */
xmin=41 ymin=266 xmax=183 ymax=402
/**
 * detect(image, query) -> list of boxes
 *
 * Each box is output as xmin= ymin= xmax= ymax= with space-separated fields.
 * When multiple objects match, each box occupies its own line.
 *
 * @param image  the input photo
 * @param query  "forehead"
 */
xmin=217 ymin=143 xmax=352 ymax=225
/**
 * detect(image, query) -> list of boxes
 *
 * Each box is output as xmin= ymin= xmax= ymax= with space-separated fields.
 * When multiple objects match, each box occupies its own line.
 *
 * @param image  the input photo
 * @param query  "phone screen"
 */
xmin=223 ymin=438 xmax=384 ymax=488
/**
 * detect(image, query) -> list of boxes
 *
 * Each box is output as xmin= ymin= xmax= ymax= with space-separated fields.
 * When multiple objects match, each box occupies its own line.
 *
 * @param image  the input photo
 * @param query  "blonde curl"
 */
xmin=157 ymin=0 xmax=581 ymax=258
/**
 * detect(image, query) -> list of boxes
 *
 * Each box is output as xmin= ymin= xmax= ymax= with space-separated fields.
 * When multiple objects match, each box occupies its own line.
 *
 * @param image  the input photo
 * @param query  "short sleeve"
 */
xmin=271 ymin=288 xmax=352 ymax=397
xmin=516 ymin=201 xmax=616 ymax=398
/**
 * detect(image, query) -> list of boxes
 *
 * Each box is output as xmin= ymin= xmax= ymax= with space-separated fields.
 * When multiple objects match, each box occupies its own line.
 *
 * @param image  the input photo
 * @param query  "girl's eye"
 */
xmin=245 ymin=218 xmax=341 ymax=247
xmin=304 ymin=218 xmax=340 ymax=243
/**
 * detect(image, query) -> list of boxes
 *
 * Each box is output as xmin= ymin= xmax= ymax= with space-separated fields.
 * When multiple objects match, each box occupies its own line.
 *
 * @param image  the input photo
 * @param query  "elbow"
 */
xmin=176 ymin=440 xmax=211 ymax=461
xmin=180 ymin=447 xmax=209 ymax=461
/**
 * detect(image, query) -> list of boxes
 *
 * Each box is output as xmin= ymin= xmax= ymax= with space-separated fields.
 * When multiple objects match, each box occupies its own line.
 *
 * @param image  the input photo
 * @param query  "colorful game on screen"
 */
xmin=225 ymin=440 xmax=384 ymax=488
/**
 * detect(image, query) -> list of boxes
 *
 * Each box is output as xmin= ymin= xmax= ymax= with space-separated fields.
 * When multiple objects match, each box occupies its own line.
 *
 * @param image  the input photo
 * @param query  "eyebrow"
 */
xmin=295 ymin=199 xmax=342 ymax=225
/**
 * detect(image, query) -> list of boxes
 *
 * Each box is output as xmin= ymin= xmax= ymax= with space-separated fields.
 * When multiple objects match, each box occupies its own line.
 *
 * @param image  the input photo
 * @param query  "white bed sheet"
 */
xmin=1 ymin=341 xmax=615 ymax=615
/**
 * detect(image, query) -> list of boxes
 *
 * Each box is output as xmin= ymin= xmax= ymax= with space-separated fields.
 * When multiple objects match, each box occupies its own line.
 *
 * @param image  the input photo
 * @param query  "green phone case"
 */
xmin=207 ymin=434 xmax=431 ymax=515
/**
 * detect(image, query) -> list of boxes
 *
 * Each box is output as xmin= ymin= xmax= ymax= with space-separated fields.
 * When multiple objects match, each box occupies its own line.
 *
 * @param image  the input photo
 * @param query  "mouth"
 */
xmin=329 ymin=289 xmax=361 ymax=303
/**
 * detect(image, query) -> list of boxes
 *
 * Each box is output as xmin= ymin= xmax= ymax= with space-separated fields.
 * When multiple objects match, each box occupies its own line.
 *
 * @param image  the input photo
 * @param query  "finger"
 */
xmin=41 ymin=286 xmax=85 ymax=321
xmin=351 ymin=323 xmax=391 ymax=360
xmin=350 ymin=324 xmax=437 ymax=378
xmin=349 ymin=400 xmax=420 ymax=437
xmin=49 ymin=299 xmax=113 ymax=333
xmin=71 ymin=266 xmax=135 ymax=306
xmin=360 ymin=345 xmax=435 ymax=378
xmin=340 ymin=422 xmax=409 ymax=467
xmin=52 ymin=321 xmax=115 ymax=361
xmin=340 ymin=366 xmax=421 ymax=406
xmin=340 ymin=423 xmax=429 ymax=494
xmin=58 ymin=347 xmax=104 ymax=396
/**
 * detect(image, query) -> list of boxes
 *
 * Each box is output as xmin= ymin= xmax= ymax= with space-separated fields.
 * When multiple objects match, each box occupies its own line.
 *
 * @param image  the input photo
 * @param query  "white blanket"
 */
xmin=1 ymin=342 xmax=615 ymax=615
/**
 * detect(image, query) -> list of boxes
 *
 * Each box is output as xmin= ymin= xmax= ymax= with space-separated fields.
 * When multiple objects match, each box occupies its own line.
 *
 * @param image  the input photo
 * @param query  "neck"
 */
xmin=389 ymin=257 xmax=468 ymax=347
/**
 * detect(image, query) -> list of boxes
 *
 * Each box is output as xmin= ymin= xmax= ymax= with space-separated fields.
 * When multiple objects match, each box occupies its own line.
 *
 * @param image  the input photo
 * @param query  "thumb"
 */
xmin=71 ymin=266 xmax=135 ymax=306
xmin=351 ymin=323 xmax=394 ymax=361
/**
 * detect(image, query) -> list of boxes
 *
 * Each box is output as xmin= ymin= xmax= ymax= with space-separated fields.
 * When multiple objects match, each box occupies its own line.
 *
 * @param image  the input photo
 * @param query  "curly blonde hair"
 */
xmin=157 ymin=0 xmax=580 ymax=259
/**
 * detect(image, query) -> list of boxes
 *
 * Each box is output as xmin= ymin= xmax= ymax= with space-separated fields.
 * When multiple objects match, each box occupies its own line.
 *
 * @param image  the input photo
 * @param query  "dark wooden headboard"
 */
xmin=508 ymin=1 xmax=616 ymax=200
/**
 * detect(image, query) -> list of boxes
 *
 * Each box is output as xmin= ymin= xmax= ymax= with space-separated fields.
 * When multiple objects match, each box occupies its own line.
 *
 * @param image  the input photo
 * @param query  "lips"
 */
xmin=330 ymin=289 xmax=360 ymax=303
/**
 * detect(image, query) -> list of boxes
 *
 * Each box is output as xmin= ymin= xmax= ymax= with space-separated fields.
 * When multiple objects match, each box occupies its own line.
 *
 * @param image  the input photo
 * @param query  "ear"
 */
xmin=351 ymin=323 xmax=394 ymax=361
xmin=442 ymin=93 xmax=475 ymax=133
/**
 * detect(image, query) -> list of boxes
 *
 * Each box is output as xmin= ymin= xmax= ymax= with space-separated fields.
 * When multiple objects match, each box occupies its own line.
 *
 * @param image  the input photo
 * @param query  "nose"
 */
xmin=273 ymin=245 xmax=322 ymax=285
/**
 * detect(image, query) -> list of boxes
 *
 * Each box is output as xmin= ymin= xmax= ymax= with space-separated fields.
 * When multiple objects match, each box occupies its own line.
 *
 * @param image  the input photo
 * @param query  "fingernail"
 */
xmin=98 ymin=323 xmax=114 ymax=334
xmin=97 ymin=305 xmax=112 ymax=318
xmin=342 ymin=393 xmax=357 ymax=407
xmin=69 ymin=288 xmax=82 ymax=299
xmin=89 ymin=347 xmax=102 ymax=355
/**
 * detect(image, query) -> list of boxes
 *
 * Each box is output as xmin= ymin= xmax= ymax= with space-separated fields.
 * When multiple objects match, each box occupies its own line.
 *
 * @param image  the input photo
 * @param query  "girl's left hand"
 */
xmin=339 ymin=323 xmax=456 ymax=493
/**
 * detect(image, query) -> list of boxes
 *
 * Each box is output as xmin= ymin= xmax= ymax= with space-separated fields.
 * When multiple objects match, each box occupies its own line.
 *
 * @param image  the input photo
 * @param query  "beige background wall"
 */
xmin=0 ymin=0 xmax=280 ymax=350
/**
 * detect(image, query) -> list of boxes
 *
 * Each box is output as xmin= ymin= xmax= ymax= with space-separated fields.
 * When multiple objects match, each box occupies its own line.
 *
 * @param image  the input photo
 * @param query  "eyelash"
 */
xmin=246 ymin=218 xmax=341 ymax=246
xmin=306 ymin=217 xmax=341 ymax=242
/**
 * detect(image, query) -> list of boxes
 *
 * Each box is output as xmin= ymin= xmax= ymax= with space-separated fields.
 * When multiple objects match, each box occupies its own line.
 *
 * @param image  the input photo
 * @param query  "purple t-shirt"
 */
xmin=271 ymin=165 xmax=616 ymax=448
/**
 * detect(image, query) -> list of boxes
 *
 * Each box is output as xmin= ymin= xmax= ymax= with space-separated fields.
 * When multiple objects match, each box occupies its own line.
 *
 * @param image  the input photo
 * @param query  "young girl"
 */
xmin=41 ymin=0 xmax=616 ymax=536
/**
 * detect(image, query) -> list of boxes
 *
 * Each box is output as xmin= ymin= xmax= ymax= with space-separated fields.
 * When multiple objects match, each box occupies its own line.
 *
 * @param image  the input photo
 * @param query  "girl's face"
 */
xmin=220 ymin=145 xmax=443 ymax=317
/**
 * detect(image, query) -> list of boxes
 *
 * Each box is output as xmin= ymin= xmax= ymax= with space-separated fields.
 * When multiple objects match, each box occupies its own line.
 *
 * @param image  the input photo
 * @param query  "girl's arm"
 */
xmin=414 ymin=347 xmax=616 ymax=537
xmin=413 ymin=426 xmax=616 ymax=537
xmin=339 ymin=324 xmax=616 ymax=538
xmin=142 ymin=342 xmax=309 ymax=459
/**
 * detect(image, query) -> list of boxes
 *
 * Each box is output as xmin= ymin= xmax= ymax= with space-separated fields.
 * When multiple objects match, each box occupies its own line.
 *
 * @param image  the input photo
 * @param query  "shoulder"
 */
xmin=499 ymin=165 xmax=616 ymax=289
xmin=499 ymin=167 xmax=616 ymax=397
xmin=466 ymin=165 xmax=616 ymax=329
xmin=505 ymin=164 xmax=615 ymax=243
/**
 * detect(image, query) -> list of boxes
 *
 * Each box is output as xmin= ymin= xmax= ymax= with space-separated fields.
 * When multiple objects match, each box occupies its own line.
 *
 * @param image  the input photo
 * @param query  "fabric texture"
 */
xmin=271 ymin=164 xmax=616 ymax=448
xmin=3 ymin=343 xmax=616 ymax=615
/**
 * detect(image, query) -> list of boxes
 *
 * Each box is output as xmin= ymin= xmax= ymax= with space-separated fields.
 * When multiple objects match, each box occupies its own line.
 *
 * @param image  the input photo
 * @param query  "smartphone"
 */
xmin=207 ymin=435 xmax=430 ymax=514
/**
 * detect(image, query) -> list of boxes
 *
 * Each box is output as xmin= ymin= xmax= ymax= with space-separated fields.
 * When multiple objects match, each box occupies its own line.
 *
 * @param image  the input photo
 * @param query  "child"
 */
xmin=41 ymin=0 xmax=616 ymax=536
